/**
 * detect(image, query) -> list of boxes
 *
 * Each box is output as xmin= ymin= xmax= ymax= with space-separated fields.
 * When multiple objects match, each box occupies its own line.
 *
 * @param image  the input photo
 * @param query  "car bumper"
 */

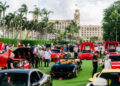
xmin=51 ymin=72 xmax=74 ymax=78
xmin=79 ymin=56 xmax=93 ymax=60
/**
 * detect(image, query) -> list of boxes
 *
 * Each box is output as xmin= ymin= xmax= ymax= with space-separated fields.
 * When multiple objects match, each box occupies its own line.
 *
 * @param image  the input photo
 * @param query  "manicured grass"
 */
xmin=38 ymin=60 xmax=102 ymax=86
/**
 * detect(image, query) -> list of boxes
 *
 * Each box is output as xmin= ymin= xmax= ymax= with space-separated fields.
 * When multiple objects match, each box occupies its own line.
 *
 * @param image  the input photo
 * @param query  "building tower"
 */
xmin=74 ymin=9 xmax=80 ymax=25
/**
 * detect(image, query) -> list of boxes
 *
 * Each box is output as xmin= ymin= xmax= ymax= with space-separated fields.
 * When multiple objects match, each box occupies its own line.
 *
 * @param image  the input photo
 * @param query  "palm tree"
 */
xmin=40 ymin=9 xmax=53 ymax=41
xmin=110 ymin=9 xmax=120 ymax=41
xmin=0 ymin=2 xmax=9 ymax=19
xmin=0 ymin=1 xmax=9 ymax=38
xmin=18 ymin=4 xmax=28 ymax=18
xmin=66 ymin=20 xmax=80 ymax=42
xmin=29 ymin=7 xmax=41 ymax=20
xmin=25 ymin=19 xmax=38 ymax=39
xmin=41 ymin=8 xmax=53 ymax=18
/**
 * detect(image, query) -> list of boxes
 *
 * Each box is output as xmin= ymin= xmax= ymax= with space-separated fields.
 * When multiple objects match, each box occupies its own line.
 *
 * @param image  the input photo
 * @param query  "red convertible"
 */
xmin=105 ymin=41 xmax=119 ymax=55
xmin=109 ymin=54 xmax=120 ymax=69
xmin=0 ymin=43 xmax=32 ymax=70
xmin=78 ymin=42 xmax=95 ymax=60
xmin=51 ymin=49 xmax=65 ymax=62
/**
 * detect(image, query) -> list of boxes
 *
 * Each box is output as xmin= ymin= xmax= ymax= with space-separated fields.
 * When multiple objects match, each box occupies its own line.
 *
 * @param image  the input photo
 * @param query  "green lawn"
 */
xmin=38 ymin=60 xmax=102 ymax=86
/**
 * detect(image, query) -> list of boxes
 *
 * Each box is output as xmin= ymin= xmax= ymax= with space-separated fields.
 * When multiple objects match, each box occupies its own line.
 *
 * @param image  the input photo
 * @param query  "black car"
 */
xmin=51 ymin=58 xmax=82 ymax=78
xmin=0 ymin=69 xmax=52 ymax=86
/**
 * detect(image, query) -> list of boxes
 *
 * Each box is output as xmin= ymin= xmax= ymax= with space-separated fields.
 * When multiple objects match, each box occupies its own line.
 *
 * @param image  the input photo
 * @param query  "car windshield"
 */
xmin=81 ymin=50 xmax=91 ymax=53
xmin=100 ymin=72 xmax=120 ymax=86
xmin=107 ymin=49 xmax=116 ymax=52
xmin=109 ymin=56 xmax=120 ymax=61
xmin=0 ymin=73 xmax=28 ymax=86
xmin=51 ymin=49 xmax=60 ymax=53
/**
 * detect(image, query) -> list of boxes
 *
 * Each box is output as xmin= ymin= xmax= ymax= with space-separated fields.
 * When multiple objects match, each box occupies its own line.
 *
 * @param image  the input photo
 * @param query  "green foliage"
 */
xmin=0 ymin=38 xmax=73 ymax=47
xmin=90 ymin=36 xmax=98 ymax=42
xmin=0 ymin=38 xmax=18 ymax=46
xmin=103 ymin=0 xmax=120 ymax=41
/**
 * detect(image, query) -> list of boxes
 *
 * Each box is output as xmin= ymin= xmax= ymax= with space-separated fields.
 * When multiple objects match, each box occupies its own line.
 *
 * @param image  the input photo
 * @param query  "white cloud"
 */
xmin=1 ymin=0 xmax=117 ymax=25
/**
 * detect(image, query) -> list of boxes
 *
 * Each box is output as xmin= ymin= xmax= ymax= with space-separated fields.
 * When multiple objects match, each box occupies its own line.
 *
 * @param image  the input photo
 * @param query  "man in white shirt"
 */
xmin=38 ymin=47 xmax=44 ymax=67
xmin=44 ymin=48 xmax=51 ymax=69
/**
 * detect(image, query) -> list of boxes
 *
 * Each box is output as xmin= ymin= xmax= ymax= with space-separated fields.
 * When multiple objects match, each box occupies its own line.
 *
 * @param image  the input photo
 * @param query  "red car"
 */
xmin=104 ymin=41 xmax=119 ymax=55
xmin=109 ymin=54 xmax=120 ymax=69
xmin=78 ymin=42 xmax=95 ymax=60
xmin=0 ymin=44 xmax=32 ymax=70
xmin=51 ymin=49 xmax=65 ymax=61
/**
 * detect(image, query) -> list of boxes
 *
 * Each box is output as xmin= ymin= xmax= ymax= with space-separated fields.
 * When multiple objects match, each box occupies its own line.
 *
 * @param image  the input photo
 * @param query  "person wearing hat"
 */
xmin=7 ymin=53 xmax=15 ymax=69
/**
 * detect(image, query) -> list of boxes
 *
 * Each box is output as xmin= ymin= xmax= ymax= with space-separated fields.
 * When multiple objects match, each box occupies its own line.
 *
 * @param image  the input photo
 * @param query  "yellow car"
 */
xmin=89 ymin=69 xmax=120 ymax=86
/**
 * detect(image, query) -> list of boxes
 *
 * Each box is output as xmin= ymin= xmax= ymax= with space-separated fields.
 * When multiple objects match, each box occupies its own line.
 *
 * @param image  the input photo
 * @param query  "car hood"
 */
xmin=78 ymin=53 xmax=94 ymax=57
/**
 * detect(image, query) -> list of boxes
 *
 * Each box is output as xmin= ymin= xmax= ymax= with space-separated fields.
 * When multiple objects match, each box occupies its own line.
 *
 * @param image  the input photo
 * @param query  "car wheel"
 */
xmin=74 ymin=69 xmax=78 ymax=77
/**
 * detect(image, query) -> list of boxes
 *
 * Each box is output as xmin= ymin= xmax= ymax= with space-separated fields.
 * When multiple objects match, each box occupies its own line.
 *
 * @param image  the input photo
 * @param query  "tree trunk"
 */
xmin=25 ymin=30 xmax=31 ymax=40
xmin=12 ymin=26 xmax=22 ymax=45
xmin=32 ymin=30 xmax=34 ymax=40
xmin=12 ymin=28 xmax=14 ymax=38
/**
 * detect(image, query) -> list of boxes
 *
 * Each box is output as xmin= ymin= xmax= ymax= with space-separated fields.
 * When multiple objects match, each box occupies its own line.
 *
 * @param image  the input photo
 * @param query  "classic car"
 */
xmin=0 ymin=69 xmax=52 ymax=86
xmin=78 ymin=42 xmax=95 ymax=60
xmin=51 ymin=49 xmax=65 ymax=62
xmin=89 ymin=69 xmax=120 ymax=86
xmin=104 ymin=41 xmax=119 ymax=55
xmin=109 ymin=54 xmax=120 ymax=69
xmin=51 ymin=57 xmax=82 ymax=78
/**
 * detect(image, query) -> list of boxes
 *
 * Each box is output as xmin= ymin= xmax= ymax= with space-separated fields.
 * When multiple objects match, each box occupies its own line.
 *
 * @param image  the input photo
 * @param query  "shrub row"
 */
xmin=0 ymin=38 xmax=73 ymax=47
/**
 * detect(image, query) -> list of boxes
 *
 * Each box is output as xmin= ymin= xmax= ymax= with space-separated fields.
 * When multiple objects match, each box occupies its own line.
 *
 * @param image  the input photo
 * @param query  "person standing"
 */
xmin=104 ymin=55 xmax=111 ymax=69
xmin=92 ymin=52 xmax=99 ymax=76
xmin=73 ymin=45 xmax=78 ymax=58
xmin=35 ymin=48 xmax=39 ymax=68
xmin=7 ymin=53 xmax=15 ymax=69
xmin=27 ymin=43 xmax=31 ymax=48
xmin=116 ymin=44 xmax=120 ymax=54
xmin=44 ymin=48 xmax=51 ymax=69
xmin=38 ymin=47 xmax=44 ymax=67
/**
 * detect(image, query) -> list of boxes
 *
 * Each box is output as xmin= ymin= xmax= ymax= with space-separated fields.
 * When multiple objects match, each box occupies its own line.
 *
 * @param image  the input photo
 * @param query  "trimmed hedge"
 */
xmin=0 ymin=38 xmax=73 ymax=47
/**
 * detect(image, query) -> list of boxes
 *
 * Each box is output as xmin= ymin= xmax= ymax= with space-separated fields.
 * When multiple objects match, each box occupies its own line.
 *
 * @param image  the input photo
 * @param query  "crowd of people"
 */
xmin=6 ymin=42 xmax=120 ymax=77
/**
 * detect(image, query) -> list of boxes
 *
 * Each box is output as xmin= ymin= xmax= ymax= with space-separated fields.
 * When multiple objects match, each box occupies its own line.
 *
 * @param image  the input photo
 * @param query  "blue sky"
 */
xmin=0 ymin=0 xmax=117 ymax=25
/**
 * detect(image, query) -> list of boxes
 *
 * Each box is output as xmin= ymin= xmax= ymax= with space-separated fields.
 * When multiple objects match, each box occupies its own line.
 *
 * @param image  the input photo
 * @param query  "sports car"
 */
xmin=0 ymin=69 xmax=52 ymax=86
xmin=51 ymin=49 xmax=65 ymax=62
xmin=109 ymin=54 xmax=120 ymax=69
xmin=89 ymin=69 xmax=120 ymax=86
xmin=51 ymin=57 xmax=82 ymax=78
xmin=78 ymin=42 xmax=95 ymax=60
xmin=105 ymin=41 xmax=119 ymax=55
xmin=0 ymin=46 xmax=33 ymax=69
